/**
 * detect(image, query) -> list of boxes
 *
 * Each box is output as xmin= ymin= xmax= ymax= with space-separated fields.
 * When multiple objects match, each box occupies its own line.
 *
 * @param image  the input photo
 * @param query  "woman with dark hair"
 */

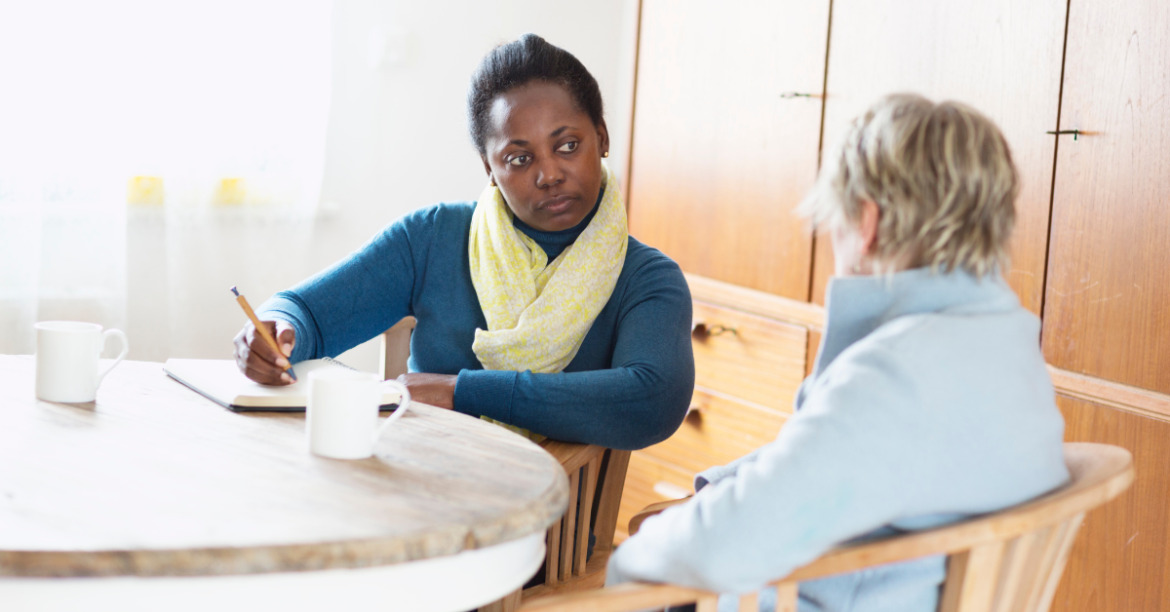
xmin=232 ymin=34 xmax=694 ymax=450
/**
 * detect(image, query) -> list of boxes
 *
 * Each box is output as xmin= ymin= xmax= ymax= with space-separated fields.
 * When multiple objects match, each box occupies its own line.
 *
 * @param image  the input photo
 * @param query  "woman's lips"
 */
xmin=538 ymin=194 xmax=577 ymax=214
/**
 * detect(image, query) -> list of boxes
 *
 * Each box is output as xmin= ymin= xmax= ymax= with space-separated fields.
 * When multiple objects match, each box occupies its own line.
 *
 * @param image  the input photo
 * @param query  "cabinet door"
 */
xmin=1041 ymin=0 xmax=1170 ymax=393
xmin=627 ymin=0 xmax=829 ymax=300
xmin=1054 ymin=397 xmax=1170 ymax=612
xmin=811 ymin=0 xmax=1068 ymax=313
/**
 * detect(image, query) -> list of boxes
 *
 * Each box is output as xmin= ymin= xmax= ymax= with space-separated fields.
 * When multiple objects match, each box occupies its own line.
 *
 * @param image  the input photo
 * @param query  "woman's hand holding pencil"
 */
xmin=233 ymin=320 xmax=298 ymax=385
xmin=231 ymin=287 xmax=299 ymax=386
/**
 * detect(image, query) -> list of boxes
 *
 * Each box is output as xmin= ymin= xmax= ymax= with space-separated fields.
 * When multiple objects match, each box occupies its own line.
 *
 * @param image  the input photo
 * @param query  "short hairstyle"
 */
xmin=467 ymin=33 xmax=604 ymax=156
xmin=799 ymin=93 xmax=1019 ymax=278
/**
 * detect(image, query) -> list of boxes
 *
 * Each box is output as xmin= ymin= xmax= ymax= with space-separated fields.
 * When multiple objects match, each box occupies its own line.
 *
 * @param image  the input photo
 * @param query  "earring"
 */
xmin=602 ymin=151 xmax=609 ymax=158
xmin=489 ymin=177 xmax=496 ymax=187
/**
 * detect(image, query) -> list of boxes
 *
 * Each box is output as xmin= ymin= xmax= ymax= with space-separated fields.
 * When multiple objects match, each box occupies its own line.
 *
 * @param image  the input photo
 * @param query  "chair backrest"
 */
xmin=379 ymin=322 xmax=633 ymax=608
xmin=381 ymin=316 xmax=416 ymax=380
xmin=518 ymin=442 xmax=1135 ymax=612
xmin=535 ymin=441 xmax=632 ymax=596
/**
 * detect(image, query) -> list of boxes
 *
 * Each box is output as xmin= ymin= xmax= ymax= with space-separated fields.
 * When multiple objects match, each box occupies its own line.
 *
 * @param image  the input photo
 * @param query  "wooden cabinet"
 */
xmin=620 ymin=1 xmax=1170 ymax=609
xmin=615 ymin=281 xmax=811 ymax=544
xmin=1040 ymin=2 xmax=1170 ymax=611
xmin=691 ymin=302 xmax=806 ymax=411
xmin=811 ymin=0 xmax=1068 ymax=313
xmin=627 ymin=0 xmax=829 ymax=300
xmin=1054 ymin=396 xmax=1170 ymax=612
xmin=616 ymin=453 xmax=695 ymax=543
xmin=1041 ymin=0 xmax=1170 ymax=394
xmin=641 ymin=389 xmax=788 ymax=476
xmin=622 ymin=0 xmax=829 ymax=533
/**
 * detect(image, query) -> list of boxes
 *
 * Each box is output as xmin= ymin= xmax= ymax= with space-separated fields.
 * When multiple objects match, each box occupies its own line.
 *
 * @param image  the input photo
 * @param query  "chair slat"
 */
xmin=560 ymin=468 xmax=580 ymax=582
xmin=940 ymin=553 xmax=964 ymax=612
xmin=994 ymin=531 xmax=1044 ymax=612
xmin=696 ymin=595 xmax=719 ymax=612
xmin=773 ymin=583 xmax=798 ymax=612
xmin=1020 ymin=520 xmax=1072 ymax=612
xmin=737 ymin=591 xmax=759 ymax=612
xmin=546 ymin=517 xmax=561 ymax=586
xmin=591 ymin=450 xmax=631 ymax=554
xmin=1013 ymin=529 xmax=1055 ymax=612
xmin=480 ymin=589 xmax=523 ymax=612
xmin=576 ymin=458 xmax=600 ymax=577
xmin=1032 ymin=514 xmax=1085 ymax=612
xmin=941 ymin=541 xmax=1004 ymax=612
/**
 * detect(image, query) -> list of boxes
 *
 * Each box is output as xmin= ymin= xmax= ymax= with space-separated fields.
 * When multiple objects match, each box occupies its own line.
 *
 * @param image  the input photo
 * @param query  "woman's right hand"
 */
xmin=233 ymin=320 xmax=297 ymax=385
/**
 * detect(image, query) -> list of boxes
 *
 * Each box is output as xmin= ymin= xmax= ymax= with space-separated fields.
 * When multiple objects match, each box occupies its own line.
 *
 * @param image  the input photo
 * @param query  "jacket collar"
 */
xmin=812 ymin=267 xmax=1021 ymax=377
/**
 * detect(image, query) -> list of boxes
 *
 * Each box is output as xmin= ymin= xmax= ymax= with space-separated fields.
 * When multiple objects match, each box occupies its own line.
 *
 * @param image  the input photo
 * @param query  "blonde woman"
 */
xmin=607 ymin=94 xmax=1069 ymax=612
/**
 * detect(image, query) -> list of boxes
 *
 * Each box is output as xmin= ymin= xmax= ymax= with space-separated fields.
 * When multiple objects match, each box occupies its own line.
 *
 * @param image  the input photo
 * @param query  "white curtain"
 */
xmin=0 ymin=0 xmax=332 ymax=360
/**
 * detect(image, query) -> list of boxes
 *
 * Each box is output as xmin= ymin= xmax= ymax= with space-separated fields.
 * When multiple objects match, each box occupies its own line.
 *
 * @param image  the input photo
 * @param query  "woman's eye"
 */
xmin=557 ymin=141 xmax=579 ymax=153
xmin=508 ymin=155 xmax=530 ymax=167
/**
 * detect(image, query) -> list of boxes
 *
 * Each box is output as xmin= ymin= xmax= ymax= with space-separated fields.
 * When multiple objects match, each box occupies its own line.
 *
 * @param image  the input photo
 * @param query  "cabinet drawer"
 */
xmin=641 ymin=387 xmax=788 ymax=476
xmin=692 ymin=301 xmax=808 ymax=410
xmin=615 ymin=453 xmax=694 ymax=544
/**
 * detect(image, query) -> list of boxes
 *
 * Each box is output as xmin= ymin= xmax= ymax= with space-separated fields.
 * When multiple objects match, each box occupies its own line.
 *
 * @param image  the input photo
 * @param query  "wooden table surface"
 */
xmin=0 ymin=356 xmax=568 ymax=578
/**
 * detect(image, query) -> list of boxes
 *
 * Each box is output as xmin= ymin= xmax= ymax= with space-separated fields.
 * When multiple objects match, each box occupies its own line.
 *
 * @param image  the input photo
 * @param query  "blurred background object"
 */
xmin=0 ymin=0 xmax=639 ymax=372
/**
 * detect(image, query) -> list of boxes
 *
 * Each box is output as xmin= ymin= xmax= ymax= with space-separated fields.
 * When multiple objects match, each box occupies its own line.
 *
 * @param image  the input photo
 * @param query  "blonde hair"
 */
xmin=799 ymin=93 xmax=1018 ymax=278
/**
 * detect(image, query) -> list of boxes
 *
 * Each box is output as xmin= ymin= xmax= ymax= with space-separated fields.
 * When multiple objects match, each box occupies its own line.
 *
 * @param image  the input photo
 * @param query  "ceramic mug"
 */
xmin=306 ymin=369 xmax=412 ymax=459
xmin=34 ymin=321 xmax=130 ymax=403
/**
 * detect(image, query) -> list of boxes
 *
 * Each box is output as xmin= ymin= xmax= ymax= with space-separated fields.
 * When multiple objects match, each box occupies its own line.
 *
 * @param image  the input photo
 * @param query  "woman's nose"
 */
xmin=535 ymin=158 xmax=566 ymax=189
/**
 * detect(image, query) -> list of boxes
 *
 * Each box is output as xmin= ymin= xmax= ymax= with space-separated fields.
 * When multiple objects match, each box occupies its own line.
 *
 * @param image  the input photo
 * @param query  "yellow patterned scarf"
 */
xmin=469 ymin=164 xmax=628 ymax=438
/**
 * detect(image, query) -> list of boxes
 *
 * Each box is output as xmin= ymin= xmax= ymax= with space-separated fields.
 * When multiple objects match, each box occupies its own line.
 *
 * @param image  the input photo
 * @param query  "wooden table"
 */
xmin=0 ymin=356 xmax=568 ymax=611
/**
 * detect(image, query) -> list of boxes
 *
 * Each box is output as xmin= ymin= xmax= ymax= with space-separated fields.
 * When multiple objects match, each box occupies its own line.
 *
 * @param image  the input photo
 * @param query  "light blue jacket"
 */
xmin=606 ymin=268 xmax=1069 ymax=612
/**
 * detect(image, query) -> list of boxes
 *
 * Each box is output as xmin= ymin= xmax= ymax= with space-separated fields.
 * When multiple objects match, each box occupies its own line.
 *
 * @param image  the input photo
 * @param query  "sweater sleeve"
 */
xmin=256 ymin=215 xmax=419 ymax=364
xmin=605 ymin=343 xmax=920 ymax=593
xmin=452 ymin=255 xmax=694 ymax=451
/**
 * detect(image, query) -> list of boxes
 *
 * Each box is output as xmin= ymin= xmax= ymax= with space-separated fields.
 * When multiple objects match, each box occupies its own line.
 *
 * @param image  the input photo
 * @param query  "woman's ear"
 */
xmin=481 ymin=156 xmax=494 ymax=185
xmin=858 ymin=199 xmax=881 ymax=257
xmin=595 ymin=119 xmax=610 ymax=157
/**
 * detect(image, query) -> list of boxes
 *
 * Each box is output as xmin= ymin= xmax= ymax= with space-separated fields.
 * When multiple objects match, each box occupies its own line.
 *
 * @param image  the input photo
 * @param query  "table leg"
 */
xmin=478 ymin=587 xmax=521 ymax=612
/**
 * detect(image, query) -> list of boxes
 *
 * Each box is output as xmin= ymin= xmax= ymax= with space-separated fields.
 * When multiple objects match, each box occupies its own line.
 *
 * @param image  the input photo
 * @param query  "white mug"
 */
xmin=34 ymin=321 xmax=130 ymax=403
xmin=306 ymin=369 xmax=412 ymax=459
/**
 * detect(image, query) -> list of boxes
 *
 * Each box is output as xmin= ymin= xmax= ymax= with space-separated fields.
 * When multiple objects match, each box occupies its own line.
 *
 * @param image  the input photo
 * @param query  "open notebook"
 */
xmin=163 ymin=357 xmax=401 ymax=412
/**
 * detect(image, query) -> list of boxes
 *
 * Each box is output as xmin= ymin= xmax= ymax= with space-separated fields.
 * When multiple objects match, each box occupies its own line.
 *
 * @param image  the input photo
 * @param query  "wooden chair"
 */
xmin=380 ymin=316 xmax=417 ymax=381
xmin=379 ymin=320 xmax=633 ymax=612
xmin=517 ymin=442 xmax=1134 ymax=612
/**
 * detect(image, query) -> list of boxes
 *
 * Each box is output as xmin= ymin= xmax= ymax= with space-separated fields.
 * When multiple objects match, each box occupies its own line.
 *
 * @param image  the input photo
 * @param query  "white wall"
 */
xmin=9 ymin=0 xmax=639 ymax=372
xmin=301 ymin=0 xmax=639 ymax=371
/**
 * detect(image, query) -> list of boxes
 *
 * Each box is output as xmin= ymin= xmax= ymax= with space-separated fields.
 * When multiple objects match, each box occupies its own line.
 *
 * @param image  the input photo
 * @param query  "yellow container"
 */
xmin=126 ymin=176 xmax=164 ymax=206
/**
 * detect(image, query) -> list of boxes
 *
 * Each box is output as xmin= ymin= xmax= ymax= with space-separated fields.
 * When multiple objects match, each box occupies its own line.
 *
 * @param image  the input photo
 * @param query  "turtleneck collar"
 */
xmin=813 ymin=267 xmax=1022 ymax=377
xmin=512 ymin=186 xmax=605 ymax=261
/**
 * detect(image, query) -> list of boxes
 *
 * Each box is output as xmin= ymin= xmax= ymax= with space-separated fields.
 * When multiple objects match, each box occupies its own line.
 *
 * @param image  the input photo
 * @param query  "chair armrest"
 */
xmin=628 ymin=497 xmax=692 ymax=536
xmin=538 ymin=439 xmax=606 ymax=474
xmin=519 ymin=581 xmax=716 ymax=612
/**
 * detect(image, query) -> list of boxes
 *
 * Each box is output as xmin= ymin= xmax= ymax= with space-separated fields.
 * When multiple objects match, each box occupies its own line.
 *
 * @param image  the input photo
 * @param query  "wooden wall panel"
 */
xmin=626 ymin=0 xmax=829 ymax=300
xmin=811 ymin=0 xmax=1068 ymax=312
xmin=1041 ymin=0 xmax=1170 ymax=394
xmin=1053 ymin=396 xmax=1170 ymax=612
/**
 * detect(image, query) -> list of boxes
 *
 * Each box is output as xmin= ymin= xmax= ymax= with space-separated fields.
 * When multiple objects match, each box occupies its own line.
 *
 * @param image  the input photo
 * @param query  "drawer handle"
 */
xmin=652 ymin=481 xmax=692 ymax=500
xmin=691 ymin=321 xmax=738 ymax=339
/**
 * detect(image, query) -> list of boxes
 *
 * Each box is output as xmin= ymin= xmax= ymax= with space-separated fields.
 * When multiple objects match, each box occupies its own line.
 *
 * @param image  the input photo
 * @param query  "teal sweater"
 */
xmin=258 ymin=199 xmax=694 ymax=450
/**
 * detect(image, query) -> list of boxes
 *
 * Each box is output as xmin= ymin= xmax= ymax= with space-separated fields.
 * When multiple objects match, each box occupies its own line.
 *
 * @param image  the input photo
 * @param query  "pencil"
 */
xmin=230 ymin=286 xmax=297 ymax=382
